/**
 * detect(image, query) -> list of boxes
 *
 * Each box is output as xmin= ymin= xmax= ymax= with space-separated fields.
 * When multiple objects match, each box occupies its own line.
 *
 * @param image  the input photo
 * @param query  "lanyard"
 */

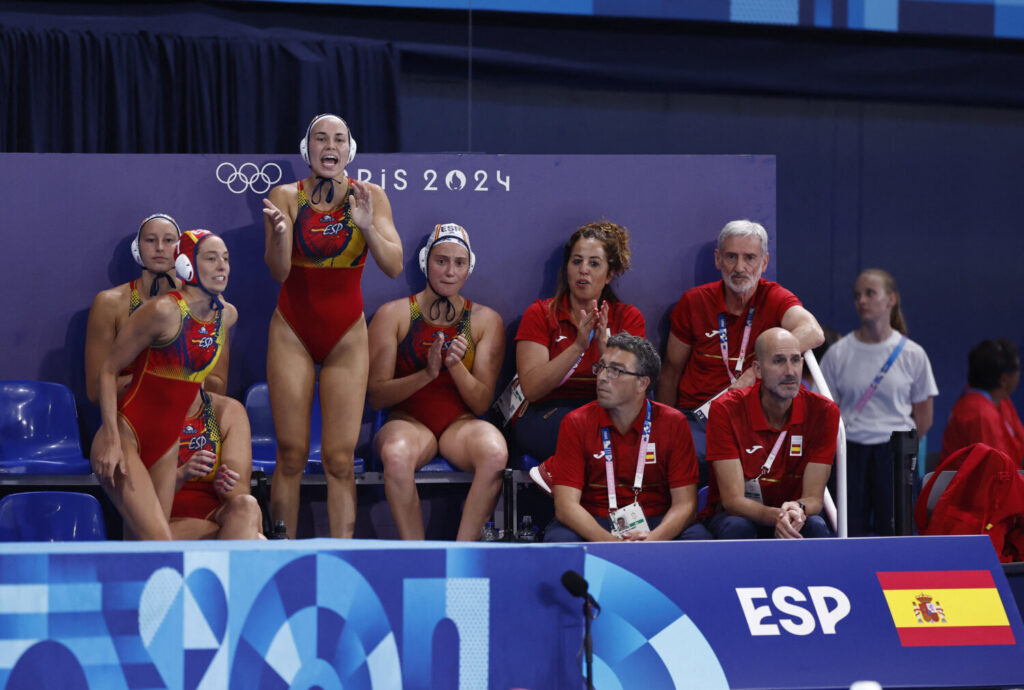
xmin=603 ymin=399 xmax=652 ymax=512
xmin=558 ymin=330 xmax=594 ymax=386
xmin=854 ymin=335 xmax=908 ymax=413
xmin=718 ymin=307 xmax=755 ymax=382
xmin=759 ymin=429 xmax=789 ymax=477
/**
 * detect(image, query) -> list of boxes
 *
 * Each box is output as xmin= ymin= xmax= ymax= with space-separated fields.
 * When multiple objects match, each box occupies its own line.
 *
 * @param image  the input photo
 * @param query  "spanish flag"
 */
xmin=877 ymin=570 xmax=1015 ymax=647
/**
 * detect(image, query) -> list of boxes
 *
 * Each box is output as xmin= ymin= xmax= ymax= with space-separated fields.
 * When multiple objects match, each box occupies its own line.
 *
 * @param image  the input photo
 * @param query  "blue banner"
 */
xmin=0 ymin=536 xmax=1021 ymax=689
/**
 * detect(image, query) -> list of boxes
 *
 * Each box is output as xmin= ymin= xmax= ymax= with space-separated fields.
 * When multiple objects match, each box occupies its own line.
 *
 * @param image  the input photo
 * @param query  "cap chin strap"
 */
xmin=428 ymin=296 xmax=455 ymax=322
xmin=310 ymin=176 xmax=343 ymax=205
xmin=147 ymin=272 xmax=176 ymax=297
xmin=426 ymin=274 xmax=456 ymax=322
xmin=195 ymin=273 xmax=223 ymax=311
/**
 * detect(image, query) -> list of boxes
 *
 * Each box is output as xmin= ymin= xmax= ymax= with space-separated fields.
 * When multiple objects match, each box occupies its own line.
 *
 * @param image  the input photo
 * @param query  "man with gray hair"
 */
xmin=544 ymin=333 xmax=709 ymax=541
xmin=655 ymin=220 xmax=824 ymax=475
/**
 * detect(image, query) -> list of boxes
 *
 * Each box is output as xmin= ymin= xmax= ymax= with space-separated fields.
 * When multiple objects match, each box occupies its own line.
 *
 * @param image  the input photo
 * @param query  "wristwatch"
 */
xmin=797 ymin=501 xmax=807 ymax=517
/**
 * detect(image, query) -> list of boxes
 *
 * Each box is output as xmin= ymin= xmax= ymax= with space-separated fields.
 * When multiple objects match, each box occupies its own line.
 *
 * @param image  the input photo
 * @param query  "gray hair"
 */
xmin=606 ymin=333 xmax=661 ymax=390
xmin=717 ymin=219 xmax=768 ymax=256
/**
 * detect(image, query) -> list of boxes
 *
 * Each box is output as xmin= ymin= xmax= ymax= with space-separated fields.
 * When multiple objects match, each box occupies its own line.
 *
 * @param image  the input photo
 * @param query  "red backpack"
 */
xmin=915 ymin=443 xmax=1024 ymax=563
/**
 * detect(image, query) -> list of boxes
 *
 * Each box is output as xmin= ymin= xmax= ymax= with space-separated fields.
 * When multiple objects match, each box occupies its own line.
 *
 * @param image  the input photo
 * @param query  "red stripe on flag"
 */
xmin=896 ymin=625 xmax=1015 ymax=647
xmin=876 ymin=570 xmax=995 ymax=590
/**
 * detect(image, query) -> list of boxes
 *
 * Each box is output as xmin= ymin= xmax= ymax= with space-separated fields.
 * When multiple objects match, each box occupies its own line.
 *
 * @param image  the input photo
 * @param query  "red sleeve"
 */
xmin=665 ymin=411 xmax=698 ymax=488
xmin=1001 ymin=399 xmax=1024 ymax=462
xmin=668 ymin=294 xmax=693 ymax=345
xmin=514 ymin=300 xmax=552 ymax=347
xmin=766 ymin=283 xmax=802 ymax=323
xmin=705 ymin=396 xmax=741 ymax=462
xmin=806 ymin=397 xmax=840 ymax=466
xmin=548 ymin=410 xmax=585 ymax=490
xmin=611 ymin=303 xmax=646 ymax=338
xmin=976 ymin=409 xmax=1012 ymax=449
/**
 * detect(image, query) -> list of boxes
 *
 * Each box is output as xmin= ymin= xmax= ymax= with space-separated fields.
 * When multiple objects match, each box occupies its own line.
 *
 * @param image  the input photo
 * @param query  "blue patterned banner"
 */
xmin=0 ymin=536 xmax=1021 ymax=689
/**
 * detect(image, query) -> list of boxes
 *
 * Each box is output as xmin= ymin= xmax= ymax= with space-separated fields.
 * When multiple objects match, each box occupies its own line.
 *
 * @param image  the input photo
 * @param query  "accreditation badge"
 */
xmin=611 ymin=502 xmax=649 ymax=538
xmin=744 ymin=477 xmax=764 ymax=504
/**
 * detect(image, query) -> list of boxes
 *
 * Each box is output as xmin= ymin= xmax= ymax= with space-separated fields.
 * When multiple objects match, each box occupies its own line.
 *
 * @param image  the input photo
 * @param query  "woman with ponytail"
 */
xmin=820 ymin=268 xmax=938 ymax=536
xmin=511 ymin=221 xmax=645 ymax=462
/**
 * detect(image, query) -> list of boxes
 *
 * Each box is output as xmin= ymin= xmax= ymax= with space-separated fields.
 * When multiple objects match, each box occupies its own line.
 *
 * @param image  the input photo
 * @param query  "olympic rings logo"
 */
xmin=215 ymin=162 xmax=282 ymax=195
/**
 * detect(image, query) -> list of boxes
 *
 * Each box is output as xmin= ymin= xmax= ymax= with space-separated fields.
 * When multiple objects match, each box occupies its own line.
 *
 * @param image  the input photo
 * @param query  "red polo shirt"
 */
xmin=548 ymin=400 xmax=697 ymax=517
xmin=940 ymin=390 xmax=1024 ymax=465
xmin=515 ymin=296 xmax=645 ymax=402
xmin=704 ymin=382 xmax=838 ymax=514
xmin=668 ymin=279 xmax=801 ymax=409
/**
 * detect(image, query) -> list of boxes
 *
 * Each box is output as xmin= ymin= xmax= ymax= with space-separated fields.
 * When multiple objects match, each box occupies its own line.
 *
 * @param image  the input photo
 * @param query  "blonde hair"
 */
xmin=859 ymin=268 xmax=907 ymax=334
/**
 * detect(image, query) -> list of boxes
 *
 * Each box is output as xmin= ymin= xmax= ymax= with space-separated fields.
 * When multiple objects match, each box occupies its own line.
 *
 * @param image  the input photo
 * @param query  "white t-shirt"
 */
xmin=820 ymin=330 xmax=939 ymax=445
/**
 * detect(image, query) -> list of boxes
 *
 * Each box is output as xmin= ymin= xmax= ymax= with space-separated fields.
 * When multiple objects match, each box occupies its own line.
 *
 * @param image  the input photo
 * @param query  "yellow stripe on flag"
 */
xmin=882 ymin=588 xmax=1009 ymax=628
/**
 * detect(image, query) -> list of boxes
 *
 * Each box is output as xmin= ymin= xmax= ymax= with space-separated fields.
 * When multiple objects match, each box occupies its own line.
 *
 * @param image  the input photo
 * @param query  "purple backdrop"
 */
xmin=0 ymin=153 xmax=775 ymax=431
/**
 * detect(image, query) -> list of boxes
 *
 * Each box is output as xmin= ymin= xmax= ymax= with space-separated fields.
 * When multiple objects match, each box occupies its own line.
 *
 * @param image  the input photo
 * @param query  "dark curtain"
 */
xmin=0 ymin=25 xmax=399 ymax=153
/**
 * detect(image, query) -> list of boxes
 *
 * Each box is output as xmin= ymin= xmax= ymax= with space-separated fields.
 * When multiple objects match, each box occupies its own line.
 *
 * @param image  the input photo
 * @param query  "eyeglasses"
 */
xmin=591 ymin=362 xmax=644 ymax=380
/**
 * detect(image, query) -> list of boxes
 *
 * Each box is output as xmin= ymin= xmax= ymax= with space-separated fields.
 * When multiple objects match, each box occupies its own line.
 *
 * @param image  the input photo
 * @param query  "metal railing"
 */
xmin=802 ymin=349 xmax=848 ymax=538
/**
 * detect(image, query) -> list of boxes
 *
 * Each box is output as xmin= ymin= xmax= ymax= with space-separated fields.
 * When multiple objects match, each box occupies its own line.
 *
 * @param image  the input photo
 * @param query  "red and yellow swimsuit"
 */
xmin=277 ymin=178 xmax=368 ymax=363
xmin=391 ymin=296 xmax=476 ymax=437
xmin=117 ymin=292 xmax=225 ymax=468
xmin=171 ymin=392 xmax=222 ymax=520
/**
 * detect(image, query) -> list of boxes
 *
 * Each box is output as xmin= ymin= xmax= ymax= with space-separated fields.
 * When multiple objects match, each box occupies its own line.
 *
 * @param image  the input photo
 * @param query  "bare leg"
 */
xmin=318 ymin=317 xmax=369 ymax=539
xmin=169 ymin=517 xmax=220 ymax=540
xmin=267 ymin=310 xmax=317 ymax=538
xmin=92 ymin=420 xmax=173 ymax=541
xmin=170 ymin=495 xmax=263 ymax=540
xmin=373 ymin=417 xmax=438 ymax=540
xmin=214 ymin=494 xmax=263 ymax=539
xmin=439 ymin=418 xmax=508 ymax=541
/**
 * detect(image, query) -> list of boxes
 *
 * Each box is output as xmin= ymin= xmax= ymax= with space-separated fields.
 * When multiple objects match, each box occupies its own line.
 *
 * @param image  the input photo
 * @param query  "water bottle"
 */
xmin=270 ymin=520 xmax=288 ymax=540
xmin=516 ymin=515 xmax=538 ymax=543
xmin=480 ymin=521 xmax=501 ymax=542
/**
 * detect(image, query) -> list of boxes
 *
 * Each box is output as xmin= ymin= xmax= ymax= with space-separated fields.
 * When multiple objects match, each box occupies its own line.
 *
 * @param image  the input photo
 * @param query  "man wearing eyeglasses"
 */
xmin=701 ymin=328 xmax=838 ymax=539
xmin=543 ymin=333 xmax=709 ymax=542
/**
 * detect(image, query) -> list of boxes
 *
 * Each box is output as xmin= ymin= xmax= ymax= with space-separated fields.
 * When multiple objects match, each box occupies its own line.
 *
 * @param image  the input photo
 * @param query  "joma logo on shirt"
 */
xmin=745 ymin=445 xmax=763 ymax=454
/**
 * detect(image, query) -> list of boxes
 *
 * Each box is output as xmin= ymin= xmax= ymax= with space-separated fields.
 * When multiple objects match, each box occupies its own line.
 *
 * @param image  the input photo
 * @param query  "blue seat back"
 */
xmin=0 ymin=381 xmax=90 ymax=474
xmin=0 ymin=492 xmax=106 ymax=541
xmin=244 ymin=382 xmax=276 ymax=463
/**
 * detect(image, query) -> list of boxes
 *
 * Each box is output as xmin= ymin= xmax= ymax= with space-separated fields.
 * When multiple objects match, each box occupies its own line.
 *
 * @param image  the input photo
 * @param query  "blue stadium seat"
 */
xmin=0 ymin=381 xmax=91 ymax=474
xmin=0 ymin=492 xmax=106 ymax=541
xmin=510 ymin=454 xmax=541 ymax=471
xmin=697 ymin=485 xmax=709 ymax=514
xmin=243 ymin=382 xmax=363 ymax=475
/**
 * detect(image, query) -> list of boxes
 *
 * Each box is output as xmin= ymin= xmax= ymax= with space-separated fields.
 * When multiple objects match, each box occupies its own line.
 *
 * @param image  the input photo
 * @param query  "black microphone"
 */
xmin=561 ymin=570 xmax=600 ymax=613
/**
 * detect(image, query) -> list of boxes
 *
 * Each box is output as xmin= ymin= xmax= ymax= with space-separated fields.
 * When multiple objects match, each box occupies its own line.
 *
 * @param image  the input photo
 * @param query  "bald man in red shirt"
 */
xmin=702 ymin=328 xmax=839 ymax=539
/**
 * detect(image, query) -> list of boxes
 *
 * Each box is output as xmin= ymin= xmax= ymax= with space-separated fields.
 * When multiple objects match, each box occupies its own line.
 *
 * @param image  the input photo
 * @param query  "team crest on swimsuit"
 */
xmin=419 ymin=331 xmax=455 ymax=351
xmin=318 ymin=222 xmax=346 ymax=236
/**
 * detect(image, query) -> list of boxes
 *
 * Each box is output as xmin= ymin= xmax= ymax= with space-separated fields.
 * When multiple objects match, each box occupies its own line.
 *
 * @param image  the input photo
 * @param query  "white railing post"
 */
xmin=803 ymin=350 xmax=848 ymax=538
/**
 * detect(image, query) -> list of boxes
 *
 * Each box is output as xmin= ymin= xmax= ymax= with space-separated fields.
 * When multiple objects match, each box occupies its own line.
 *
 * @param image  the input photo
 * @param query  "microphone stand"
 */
xmin=583 ymin=598 xmax=594 ymax=690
